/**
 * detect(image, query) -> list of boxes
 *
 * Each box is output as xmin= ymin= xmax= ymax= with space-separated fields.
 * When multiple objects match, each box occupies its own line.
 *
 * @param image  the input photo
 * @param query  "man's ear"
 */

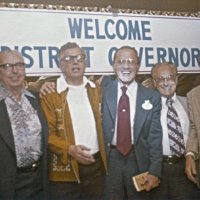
xmin=152 ymin=79 xmax=157 ymax=88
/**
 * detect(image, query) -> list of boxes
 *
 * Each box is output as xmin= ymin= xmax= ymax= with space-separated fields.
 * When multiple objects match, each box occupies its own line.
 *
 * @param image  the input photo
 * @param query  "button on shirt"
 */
xmin=161 ymin=94 xmax=189 ymax=155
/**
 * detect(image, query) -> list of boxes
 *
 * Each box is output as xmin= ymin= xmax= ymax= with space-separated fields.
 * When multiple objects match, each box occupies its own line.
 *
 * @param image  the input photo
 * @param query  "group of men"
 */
xmin=0 ymin=42 xmax=200 ymax=200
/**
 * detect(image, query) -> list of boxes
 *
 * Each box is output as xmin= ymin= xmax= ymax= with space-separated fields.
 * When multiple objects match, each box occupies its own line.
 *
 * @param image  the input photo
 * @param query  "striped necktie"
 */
xmin=166 ymin=98 xmax=185 ymax=157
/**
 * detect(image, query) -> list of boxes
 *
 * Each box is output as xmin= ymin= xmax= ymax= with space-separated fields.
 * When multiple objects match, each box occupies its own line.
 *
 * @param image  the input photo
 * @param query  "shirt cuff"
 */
xmin=185 ymin=152 xmax=195 ymax=159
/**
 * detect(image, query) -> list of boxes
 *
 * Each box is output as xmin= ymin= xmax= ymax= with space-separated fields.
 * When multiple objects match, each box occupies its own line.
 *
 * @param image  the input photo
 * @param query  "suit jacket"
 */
xmin=186 ymin=85 xmax=200 ymax=187
xmin=101 ymin=77 xmax=163 ymax=177
xmin=0 ymin=92 xmax=48 ymax=199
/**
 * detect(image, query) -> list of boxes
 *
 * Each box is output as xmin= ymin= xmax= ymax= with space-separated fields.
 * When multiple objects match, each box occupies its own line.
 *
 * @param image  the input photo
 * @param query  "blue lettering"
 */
xmin=141 ymin=21 xmax=151 ymax=40
xmin=95 ymin=19 xmax=105 ymax=39
xmin=180 ymin=48 xmax=190 ymax=67
xmin=105 ymin=19 xmax=115 ymax=39
xmin=116 ymin=20 xmax=127 ymax=40
xmin=108 ymin=47 xmax=118 ymax=65
xmin=82 ymin=47 xmax=94 ymax=68
xmin=84 ymin=18 xmax=94 ymax=39
xmin=34 ymin=46 xmax=46 ymax=68
xmin=48 ymin=47 xmax=59 ymax=68
xmin=145 ymin=47 xmax=154 ymax=67
xmin=128 ymin=20 xmax=141 ymax=40
xmin=168 ymin=48 xmax=179 ymax=66
xmin=68 ymin=18 xmax=82 ymax=38
xmin=157 ymin=48 xmax=167 ymax=62
xmin=21 ymin=46 xmax=34 ymax=68
xmin=191 ymin=48 xmax=200 ymax=66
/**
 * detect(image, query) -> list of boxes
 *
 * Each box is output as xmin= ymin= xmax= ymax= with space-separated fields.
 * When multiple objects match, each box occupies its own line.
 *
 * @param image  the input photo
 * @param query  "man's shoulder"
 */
xmin=138 ymin=82 xmax=160 ymax=98
xmin=187 ymin=85 xmax=200 ymax=98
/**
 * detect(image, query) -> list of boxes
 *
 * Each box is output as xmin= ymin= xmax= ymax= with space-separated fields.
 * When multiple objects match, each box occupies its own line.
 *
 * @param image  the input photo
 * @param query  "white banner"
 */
xmin=0 ymin=7 xmax=200 ymax=76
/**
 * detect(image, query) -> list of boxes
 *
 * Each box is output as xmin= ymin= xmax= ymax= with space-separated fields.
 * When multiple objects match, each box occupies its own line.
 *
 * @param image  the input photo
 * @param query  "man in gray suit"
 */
xmin=101 ymin=46 xmax=162 ymax=200
xmin=186 ymin=84 xmax=200 ymax=189
xmin=150 ymin=61 xmax=200 ymax=200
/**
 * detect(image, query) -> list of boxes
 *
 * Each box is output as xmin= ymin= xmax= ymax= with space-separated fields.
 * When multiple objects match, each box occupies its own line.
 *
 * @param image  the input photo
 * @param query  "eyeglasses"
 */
xmin=114 ymin=58 xmax=138 ymax=66
xmin=0 ymin=62 xmax=26 ymax=72
xmin=61 ymin=54 xmax=86 ymax=64
xmin=154 ymin=74 xmax=177 ymax=85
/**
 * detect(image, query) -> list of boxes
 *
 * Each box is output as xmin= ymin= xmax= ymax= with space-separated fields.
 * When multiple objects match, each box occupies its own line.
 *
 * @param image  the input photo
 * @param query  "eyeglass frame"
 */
xmin=154 ymin=74 xmax=177 ymax=85
xmin=0 ymin=62 xmax=26 ymax=72
xmin=60 ymin=54 xmax=86 ymax=64
xmin=113 ymin=58 xmax=138 ymax=66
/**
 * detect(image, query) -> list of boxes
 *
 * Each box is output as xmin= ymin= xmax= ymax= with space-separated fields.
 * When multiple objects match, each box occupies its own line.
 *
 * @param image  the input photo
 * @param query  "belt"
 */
xmin=163 ymin=155 xmax=185 ymax=164
xmin=110 ymin=145 xmax=117 ymax=149
xmin=110 ymin=145 xmax=134 ymax=149
xmin=17 ymin=160 xmax=41 ymax=173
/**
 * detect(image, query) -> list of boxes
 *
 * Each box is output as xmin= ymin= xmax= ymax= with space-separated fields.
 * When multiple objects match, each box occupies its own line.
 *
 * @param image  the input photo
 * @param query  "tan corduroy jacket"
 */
xmin=41 ymin=82 xmax=107 ymax=183
xmin=186 ymin=85 xmax=200 ymax=188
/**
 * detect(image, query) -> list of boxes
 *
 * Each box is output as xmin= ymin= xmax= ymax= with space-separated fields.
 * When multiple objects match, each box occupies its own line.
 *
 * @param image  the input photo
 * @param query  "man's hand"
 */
xmin=143 ymin=173 xmax=160 ymax=191
xmin=185 ymin=155 xmax=197 ymax=184
xmin=68 ymin=145 xmax=95 ymax=165
xmin=40 ymin=82 xmax=56 ymax=98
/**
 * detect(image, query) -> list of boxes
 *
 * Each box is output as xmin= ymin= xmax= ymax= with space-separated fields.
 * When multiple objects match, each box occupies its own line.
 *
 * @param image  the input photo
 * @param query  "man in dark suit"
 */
xmin=101 ymin=46 xmax=163 ymax=200
xmin=0 ymin=50 xmax=48 ymax=199
xmin=150 ymin=61 xmax=200 ymax=200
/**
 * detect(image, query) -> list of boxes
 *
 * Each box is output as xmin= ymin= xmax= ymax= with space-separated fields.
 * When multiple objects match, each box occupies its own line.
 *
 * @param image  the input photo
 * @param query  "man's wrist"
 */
xmin=185 ymin=152 xmax=195 ymax=159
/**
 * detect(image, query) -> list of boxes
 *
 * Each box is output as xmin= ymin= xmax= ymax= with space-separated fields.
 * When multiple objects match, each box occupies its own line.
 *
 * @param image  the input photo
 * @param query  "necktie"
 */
xmin=166 ymin=98 xmax=185 ymax=157
xmin=116 ymin=86 xmax=132 ymax=155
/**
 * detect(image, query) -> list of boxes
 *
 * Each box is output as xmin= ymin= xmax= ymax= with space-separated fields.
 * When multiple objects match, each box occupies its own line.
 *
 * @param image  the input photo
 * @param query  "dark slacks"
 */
xmin=149 ymin=158 xmax=200 ymax=200
xmin=103 ymin=147 xmax=149 ymax=200
xmin=49 ymin=154 xmax=105 ymax=200
xmin=14 ymin=165 xmax=43 ymax=200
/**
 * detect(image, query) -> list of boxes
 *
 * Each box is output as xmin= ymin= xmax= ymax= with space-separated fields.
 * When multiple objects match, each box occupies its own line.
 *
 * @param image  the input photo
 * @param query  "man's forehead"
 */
xmin=156 ymin=65 xmax=175 ymax=75
xmin=0 ymin=51 xmax=23 ymax=62
xmin=116 ymin=49 xmax=137 ymax=58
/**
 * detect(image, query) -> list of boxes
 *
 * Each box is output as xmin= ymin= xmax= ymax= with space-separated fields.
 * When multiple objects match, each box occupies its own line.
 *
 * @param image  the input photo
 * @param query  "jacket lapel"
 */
xmin=104 ymin=79 xmax=118 ymax=123
xmin=134 ymin=84 xmax=149 ymax=144
xmin=0 ymin=101 xmax=15 ymax=153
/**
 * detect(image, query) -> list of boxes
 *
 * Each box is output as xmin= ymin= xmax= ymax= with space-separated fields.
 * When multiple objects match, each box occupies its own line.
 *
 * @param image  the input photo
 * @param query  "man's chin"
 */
xmin=118 ymin=76 xmax=135 ymax=85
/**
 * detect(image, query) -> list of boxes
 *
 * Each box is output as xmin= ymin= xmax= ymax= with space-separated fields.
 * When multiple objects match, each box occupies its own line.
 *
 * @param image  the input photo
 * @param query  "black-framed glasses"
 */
xmin=61 ymin=54 xmax=86 ymax=64
xmin=0 ymin=62 xmax=26 ymax=72
xmin=114 ymin=58 xmax=138 ymax=66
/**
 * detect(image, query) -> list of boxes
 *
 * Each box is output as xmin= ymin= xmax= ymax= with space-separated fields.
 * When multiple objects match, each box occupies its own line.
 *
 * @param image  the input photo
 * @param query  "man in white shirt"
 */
xmin=150 ymin=61 xmax=200 ymax=200
xmin=41 ymin=42 xmax=107 ymax=200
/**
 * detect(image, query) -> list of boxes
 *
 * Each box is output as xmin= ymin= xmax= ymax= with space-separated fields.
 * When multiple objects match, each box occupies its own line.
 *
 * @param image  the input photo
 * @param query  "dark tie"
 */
xmin=166 ymin=98 xmax=185 ymax=157
xmin=116 ymin=86 xmax=132 ymax=155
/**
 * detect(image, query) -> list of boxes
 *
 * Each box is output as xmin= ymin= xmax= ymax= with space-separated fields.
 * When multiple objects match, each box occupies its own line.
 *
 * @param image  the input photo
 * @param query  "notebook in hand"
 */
xmin=132 ymin=172 xmax=148 ymax=192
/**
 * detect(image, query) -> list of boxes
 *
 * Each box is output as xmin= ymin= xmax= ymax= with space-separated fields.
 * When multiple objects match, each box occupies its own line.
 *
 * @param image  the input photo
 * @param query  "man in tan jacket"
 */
xmin=186 ymin=85 xmax=200 ymax=189
xmin=41 ymin=42 xmax=107 ymax=200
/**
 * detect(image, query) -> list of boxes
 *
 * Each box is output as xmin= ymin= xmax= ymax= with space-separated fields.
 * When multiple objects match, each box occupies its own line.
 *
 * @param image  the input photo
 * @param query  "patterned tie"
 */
xmin=116 ymin=86 xmax=132 ymax=155
xmin=166 ymin=98 xmax=185 ymax=157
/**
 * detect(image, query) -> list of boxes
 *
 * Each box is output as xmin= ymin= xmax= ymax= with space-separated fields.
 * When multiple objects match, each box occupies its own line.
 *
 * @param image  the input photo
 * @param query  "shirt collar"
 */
xmin=118 ymin=80 xmax=137 ymax=92
xmin=56 ymin=74 xmax=96 ymax=94
xmin=161 ymin=93 xmax=176 ymax=106
xmin=0 ymin=83 xmax=35 ymax=101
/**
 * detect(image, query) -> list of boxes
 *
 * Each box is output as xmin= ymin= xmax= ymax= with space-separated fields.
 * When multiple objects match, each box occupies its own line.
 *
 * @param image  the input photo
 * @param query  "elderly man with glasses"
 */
xmin=0 ymin=50 xmax=48 ymax=200
xmin=40 ymin=42 xmax=107 ymax=200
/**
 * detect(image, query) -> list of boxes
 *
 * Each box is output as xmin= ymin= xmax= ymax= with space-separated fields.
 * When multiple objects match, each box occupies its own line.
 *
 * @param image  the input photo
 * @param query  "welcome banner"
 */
xmin=0 ymin=7 xmax=200 ymax=76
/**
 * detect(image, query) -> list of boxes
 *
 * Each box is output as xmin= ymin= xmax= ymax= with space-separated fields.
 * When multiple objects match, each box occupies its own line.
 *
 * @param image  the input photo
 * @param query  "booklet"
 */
xmin=132 ymin=172 xmax=148 ymax=192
